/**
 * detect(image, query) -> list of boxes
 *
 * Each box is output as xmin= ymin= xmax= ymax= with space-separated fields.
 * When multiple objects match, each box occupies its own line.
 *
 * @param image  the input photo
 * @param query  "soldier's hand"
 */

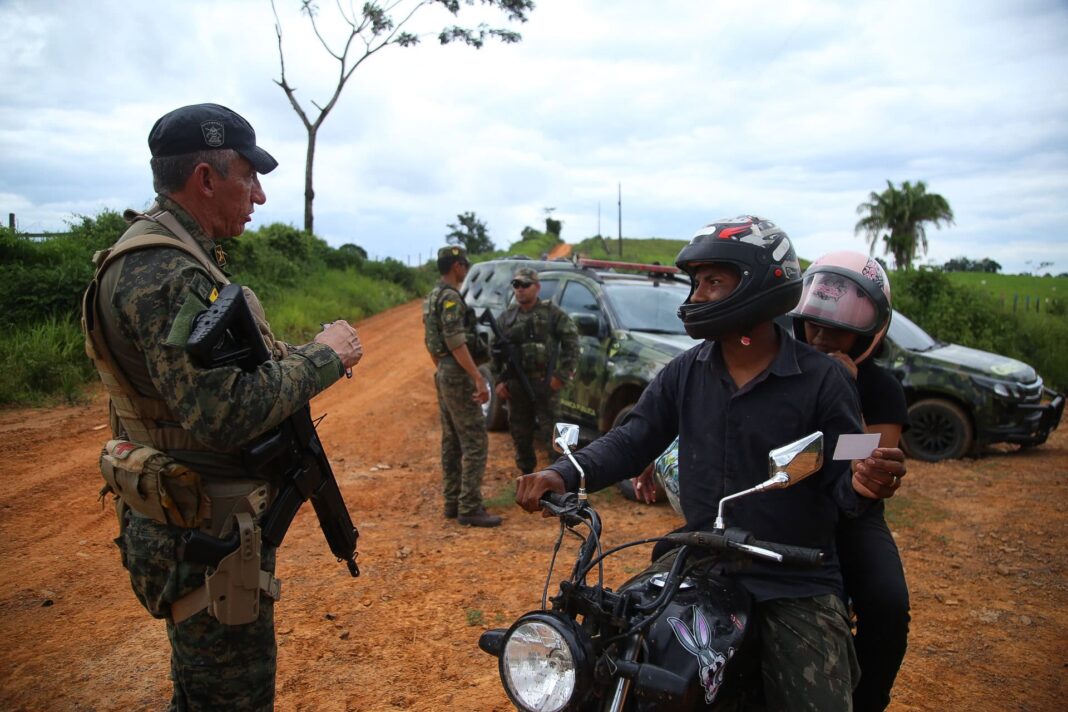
xmin=315 ymin=320 xmax=363 ymax=369
xmin=515 ymin=470 xmax=566 ymax=513
xmin=549 ymin=375 xmax=565 ymax=392
xmin=495 ymin=382 xmax=510 ymax=401
xmin=852 ymin=447 xmax=906 ymax=500
xmin=473 ymin=375 xmax=490 ymax=404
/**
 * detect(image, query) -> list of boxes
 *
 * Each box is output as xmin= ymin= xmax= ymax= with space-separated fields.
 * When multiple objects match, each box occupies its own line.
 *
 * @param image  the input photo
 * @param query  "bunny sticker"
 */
xmin=668 ymin=606 xmax=735 ymax=704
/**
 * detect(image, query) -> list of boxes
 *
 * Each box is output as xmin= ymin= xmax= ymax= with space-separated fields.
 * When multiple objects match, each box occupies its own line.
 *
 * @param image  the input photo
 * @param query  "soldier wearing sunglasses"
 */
xmin=493 ymin=268 xmax=579 ymax=474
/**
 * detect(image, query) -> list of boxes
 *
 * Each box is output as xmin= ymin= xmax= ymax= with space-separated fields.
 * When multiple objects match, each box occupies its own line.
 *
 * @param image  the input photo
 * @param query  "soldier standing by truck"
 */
xmin=423 ymin=246 xmax=501 ymax=527
xmin=493 ymin=267 xmax=579 ymax=474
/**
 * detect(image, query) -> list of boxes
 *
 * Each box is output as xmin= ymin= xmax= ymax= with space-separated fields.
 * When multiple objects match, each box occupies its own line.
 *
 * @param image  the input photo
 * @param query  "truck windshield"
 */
xmin=604 ymin=282 xmax=689 ymax=334
xmin=888 ymin=310 xmax=940 ymax=352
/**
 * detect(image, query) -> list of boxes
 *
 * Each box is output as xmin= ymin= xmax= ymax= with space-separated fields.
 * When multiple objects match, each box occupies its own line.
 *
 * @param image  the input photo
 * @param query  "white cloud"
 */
xmin=1 ymin=0 xmax=1066 ymax=273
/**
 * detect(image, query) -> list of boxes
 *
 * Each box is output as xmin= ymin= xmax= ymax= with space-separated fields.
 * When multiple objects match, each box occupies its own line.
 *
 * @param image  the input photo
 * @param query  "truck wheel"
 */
xmin=480 ymin=365 xmax=508 ymax=431
xmin=902 ymin=398 xmax=974 ymax=462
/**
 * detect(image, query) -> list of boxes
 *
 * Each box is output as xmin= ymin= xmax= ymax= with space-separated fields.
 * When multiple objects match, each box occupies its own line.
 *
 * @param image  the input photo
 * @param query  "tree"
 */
xmin=271 ymin=0 xmax=534 ymax=233
xmin=446 ymin=211 xmax=494 ymax=254
xmin=855 ymin=180 xmax=954 ymax=270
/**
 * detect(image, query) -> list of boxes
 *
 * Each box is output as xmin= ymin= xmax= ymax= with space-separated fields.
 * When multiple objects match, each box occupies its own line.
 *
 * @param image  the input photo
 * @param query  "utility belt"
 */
xmin=100 ymin=439 xmax=281 ymax=626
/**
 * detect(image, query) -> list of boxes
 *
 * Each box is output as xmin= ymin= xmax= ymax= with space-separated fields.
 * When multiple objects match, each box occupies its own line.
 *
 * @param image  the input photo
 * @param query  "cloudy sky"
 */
xmin=2 ymin=0 xmax=1066 ymax=273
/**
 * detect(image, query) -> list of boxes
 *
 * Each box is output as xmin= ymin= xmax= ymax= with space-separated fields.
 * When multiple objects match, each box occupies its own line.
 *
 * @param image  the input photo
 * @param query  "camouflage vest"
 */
xmin=422 ymin=282 xmax=485 ymax=360
xmin=500 ymin=301 xmax=560 ymax=375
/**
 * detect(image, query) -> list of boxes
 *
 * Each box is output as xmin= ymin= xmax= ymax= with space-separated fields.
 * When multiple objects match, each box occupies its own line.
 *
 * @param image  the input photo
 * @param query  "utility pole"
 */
xmin=617 ymin=182 xmax=623 ymax=257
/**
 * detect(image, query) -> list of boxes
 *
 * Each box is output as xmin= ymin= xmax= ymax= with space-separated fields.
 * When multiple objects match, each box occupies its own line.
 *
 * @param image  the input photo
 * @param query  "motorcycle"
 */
xmin=479 ymin=423 xmax=827 ymax=711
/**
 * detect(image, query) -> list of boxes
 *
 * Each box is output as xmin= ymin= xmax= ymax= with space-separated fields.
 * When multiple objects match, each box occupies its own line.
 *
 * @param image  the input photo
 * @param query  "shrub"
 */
xmin=0 ymin=315 xmax=96 ymax=405
xmin=892 ymin=268 xmax=1066 ymax=390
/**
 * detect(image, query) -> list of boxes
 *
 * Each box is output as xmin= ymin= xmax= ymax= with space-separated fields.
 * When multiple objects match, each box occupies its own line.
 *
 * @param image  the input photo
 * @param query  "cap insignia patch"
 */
xmin=201 ymin=121 xmax=225 ymax=147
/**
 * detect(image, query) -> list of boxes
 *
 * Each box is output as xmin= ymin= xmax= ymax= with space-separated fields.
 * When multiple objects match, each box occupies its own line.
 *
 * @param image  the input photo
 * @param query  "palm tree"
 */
xmin=855 ymin=180 xmax=954 ymax=269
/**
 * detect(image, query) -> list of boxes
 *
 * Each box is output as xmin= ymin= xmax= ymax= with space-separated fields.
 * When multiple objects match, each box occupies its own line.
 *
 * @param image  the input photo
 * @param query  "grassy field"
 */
xmin=945 ymin=272 xmax=1066 ymax=313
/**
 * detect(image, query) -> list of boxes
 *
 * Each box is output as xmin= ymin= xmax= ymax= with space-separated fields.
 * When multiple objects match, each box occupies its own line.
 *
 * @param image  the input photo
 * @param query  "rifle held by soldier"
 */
xmin=179 ymin=283 xmax=360 ymax=577
xmin=479 ymin=308 xmax=536 ymax=402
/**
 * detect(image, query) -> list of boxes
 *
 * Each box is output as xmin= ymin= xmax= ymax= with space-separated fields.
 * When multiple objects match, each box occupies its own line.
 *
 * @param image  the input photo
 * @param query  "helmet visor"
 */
xmin=793 ymin=272 xmax=879 ymax=333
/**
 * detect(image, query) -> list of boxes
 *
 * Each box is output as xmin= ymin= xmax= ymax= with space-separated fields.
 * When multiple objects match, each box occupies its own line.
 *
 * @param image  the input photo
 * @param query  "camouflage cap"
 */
xmin=438 ymin=245 xmax=469 ymax=262
xmin=513 ymin=267 xmax=540 ymax=283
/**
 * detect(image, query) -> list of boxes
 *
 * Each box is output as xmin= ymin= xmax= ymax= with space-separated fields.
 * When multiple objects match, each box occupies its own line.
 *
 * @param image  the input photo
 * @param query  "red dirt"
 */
xmin=0 ymin=299 xmax=1064 ymax=711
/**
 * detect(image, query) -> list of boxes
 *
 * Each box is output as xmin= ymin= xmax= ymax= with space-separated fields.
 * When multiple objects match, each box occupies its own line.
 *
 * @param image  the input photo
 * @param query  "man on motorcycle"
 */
xmin=516 ymin=215 xmax=905 ymax=711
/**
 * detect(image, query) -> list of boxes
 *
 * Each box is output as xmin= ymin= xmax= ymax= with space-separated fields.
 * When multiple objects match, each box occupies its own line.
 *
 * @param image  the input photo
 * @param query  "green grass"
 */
xmin=572 ymin=236 xmax=687 ymax=266
xmin=884 ymin=493 xmax=949 ymax=530
xmin=484 ymin=482 xmax=518 ymax=509
xmin=944 ymin=272 xmax=1067 ymax=315
xmin=0 ymin=315 xmax=97 ymax=406
xmin=465 ymin=609 xmax=485 ymax=627
xmin=257 ymin=267 xmax=413 ymax=343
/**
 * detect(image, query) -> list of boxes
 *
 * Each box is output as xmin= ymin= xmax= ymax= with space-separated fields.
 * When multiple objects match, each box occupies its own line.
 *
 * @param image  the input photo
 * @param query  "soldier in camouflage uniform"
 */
xmin=493 ymin=267 xmax=579 ymax=474
xmin=423 ymin=246 xmax=501 ymax=527
xmin=82 ymin=104 xmax=364 ymax=711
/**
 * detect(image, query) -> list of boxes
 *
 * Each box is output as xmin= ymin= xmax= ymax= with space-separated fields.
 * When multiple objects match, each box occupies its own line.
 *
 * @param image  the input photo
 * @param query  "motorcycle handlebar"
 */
xmin=663 ymin=531 xmax=824 ymax=567
xmin=540 ymin=491 xmax=578 ymax=516
xmin=750 ymin=540 xmax=825 ymax=567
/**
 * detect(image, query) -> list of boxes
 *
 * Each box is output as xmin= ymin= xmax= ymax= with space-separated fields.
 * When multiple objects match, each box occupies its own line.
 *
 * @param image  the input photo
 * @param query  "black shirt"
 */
xmin=548 ymin=326 xmax=865 ymax=602
xmin=856 ymin=359 xmax=909 ymax=429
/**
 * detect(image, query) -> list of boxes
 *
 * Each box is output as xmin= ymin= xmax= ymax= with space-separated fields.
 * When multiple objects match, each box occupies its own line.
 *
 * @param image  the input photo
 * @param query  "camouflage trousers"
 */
xmin=117 ymin=509 xmax=277 ymax=712
xmin=645 ymin=551 xmax=857 ymax=710
xmin=504 ymin=377 xmax=557 ymax=474
xmin=759 ymin=594 xmax=859 ymax=712
xmin=435 ymin=360 xmax=488 ymax=515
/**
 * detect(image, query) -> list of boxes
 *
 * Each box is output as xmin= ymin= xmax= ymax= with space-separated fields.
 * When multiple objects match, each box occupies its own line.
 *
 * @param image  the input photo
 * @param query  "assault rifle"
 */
xmin=479 ymin=309 xmax=536 ymax=402
xmin=179 ymin=284 xmax=360 ymax=577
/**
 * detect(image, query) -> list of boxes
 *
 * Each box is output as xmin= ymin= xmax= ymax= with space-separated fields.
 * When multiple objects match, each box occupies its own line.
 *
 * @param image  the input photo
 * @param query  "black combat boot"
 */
xmin=457 ymin=507 xmax=502 ymax=528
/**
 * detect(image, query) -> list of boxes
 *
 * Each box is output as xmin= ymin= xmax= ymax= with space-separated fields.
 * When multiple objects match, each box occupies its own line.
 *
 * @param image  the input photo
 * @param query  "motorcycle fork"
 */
xmin=605 ymin=633 xmax=643 ymax=712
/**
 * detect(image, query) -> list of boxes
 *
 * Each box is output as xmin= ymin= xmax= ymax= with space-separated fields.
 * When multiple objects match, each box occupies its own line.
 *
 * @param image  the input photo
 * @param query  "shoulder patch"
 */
xmin=165 ymin=293 xmax=211 ymax=348
xmin=189 ymin=272 xmax=215 ymax=304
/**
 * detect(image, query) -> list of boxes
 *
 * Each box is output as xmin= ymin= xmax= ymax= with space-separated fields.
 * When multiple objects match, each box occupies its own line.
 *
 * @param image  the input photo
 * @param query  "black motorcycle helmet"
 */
xmin=675 ymin=215 xmax=803 ymax=340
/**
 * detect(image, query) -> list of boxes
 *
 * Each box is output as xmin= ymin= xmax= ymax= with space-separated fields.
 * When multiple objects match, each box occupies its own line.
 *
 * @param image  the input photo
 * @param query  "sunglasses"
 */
xmin=511 ymin=280 xmax=535 ymax=289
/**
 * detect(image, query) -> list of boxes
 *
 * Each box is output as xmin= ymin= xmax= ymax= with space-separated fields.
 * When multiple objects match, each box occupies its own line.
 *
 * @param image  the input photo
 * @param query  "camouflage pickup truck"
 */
xmin=877 ymin=311 xmax=1064 ymax=461
xmin=461 ymin=257 xmax=690 ymax=437
xmin=462 ymin=257 xmax=1064 ymax=462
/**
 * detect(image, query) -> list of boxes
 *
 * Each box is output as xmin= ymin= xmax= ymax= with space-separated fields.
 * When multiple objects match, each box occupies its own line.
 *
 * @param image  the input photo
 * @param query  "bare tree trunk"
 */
xmin=305 ymin=126 xmax=317 ymax=234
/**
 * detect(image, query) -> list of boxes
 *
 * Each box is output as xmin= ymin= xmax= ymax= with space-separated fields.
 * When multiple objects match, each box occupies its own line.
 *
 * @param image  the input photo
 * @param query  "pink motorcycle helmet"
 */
xmin=789 ymin=251 xmax=892 ymax=364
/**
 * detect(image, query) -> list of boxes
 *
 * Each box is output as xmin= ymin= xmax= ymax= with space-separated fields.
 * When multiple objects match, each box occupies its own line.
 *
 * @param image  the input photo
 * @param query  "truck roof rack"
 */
xmin=577 ymin=258 xmax=681 ymax=275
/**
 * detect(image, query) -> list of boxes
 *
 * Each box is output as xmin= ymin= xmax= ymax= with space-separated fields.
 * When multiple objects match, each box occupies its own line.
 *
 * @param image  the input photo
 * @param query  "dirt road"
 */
xmin=0 ymin=299 xmax=1064 ymax=711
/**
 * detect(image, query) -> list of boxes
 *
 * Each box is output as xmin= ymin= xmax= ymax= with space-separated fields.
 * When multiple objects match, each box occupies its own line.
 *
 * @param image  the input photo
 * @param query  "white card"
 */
xmin=832 ymin=433 xmax=881 ymax=461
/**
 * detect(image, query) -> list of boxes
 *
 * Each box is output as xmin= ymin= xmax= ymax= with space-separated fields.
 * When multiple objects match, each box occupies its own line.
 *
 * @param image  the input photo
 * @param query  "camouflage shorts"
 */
xmin=759 ymin=594 xmax=859 ymax=712
xmin=117 ymin=510 xmax=277 ymax=711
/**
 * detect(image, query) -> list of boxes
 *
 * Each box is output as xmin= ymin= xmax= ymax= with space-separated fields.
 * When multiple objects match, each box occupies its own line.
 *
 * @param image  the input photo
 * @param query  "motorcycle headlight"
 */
xmin=500 ymin=613 xmax=592 ymax=712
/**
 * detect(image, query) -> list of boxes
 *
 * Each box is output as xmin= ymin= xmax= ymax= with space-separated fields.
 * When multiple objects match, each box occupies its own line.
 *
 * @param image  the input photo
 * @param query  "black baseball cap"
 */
xmin=148 ymin=103 xmax=278 ymax=174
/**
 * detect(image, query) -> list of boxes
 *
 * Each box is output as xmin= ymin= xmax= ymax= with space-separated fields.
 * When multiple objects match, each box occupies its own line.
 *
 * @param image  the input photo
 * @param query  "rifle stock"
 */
xmin=180 ymin=284 xmax=359 ymax=577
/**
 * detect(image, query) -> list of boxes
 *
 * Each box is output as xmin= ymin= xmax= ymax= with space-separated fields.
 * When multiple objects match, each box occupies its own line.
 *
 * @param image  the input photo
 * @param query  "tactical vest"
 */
xmin=82 ymin=207 xmax=231 ymax=452
xmin=423 ymin=283 xmax=485 ymax=361
xmin=499 ymin=301 xmax=560 ymax=375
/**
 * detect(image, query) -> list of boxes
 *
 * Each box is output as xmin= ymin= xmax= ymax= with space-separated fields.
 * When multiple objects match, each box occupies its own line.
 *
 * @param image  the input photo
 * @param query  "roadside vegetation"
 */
xmin=2 ymin=210 xmax=1064 ymax=406
xmin=0 ymin=213 xmax=433 ymax=406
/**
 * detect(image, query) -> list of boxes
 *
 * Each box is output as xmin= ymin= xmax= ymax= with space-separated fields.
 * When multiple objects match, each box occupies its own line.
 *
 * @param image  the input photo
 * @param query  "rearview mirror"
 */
xmin=767 ymin=431 xmax=824 ymax=486
xmin=571 ymin=313 xmax=601 ymax=338
xmin=553 ymin=423 xmax=580 ymax=454
xmin=714 ymin=431 xmax=824 ymax=529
